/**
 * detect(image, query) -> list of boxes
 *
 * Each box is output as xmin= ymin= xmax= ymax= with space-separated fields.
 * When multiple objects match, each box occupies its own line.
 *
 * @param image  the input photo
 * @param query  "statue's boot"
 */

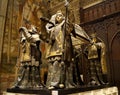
xmin=26 ymin=66 xmax=33 ymax=88
xmin=32 ymin=66 xmax=45 ymax=88
xmin=48 ymin=61 xmax=64 ymax=89
xmin=12 ymin=66 xmax=26 ymax=88
xmin=89 ymin=67 xmax=100 ymax=86
xmin=58 ymin=61 xmax=65 ymax=89
xmin=88 ymin=61 xmax=100 ymax=86
xmin=96 ymin=64 xmax=106 ymax=85
xmin=14 ymin=65 xmax=30 ymax=89
xmin=65 ymin=66 xmax=77 ymax=88
xmin=97 ymin=73 xmax=106 ymax=85
xmin=22 ymin=65 xmax=33 ymax=88
xmin=88 ymin=76 xmax=100 ymax=86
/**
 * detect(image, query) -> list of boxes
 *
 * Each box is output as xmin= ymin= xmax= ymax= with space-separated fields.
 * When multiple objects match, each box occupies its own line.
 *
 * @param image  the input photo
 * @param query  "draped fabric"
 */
xmin=45 ymin=11 xmax=75 ymax=88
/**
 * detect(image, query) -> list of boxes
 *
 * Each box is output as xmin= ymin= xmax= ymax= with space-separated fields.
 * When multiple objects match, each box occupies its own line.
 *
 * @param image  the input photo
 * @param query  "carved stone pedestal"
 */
xmin=6 ymin=85 xmax=118 ymax=95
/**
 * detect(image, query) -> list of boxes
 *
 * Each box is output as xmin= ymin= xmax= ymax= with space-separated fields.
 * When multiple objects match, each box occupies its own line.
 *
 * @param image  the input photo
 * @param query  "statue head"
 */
xmin=90 ymin=32 xmax=97 ymax=43
xmin=55 ymin=10 xmax=64 ymax=24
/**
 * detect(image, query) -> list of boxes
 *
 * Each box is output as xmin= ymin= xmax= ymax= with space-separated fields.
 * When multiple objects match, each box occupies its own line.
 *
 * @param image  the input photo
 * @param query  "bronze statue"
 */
xmin=13 ymin=20 xmax=44 ymax=88
xmin=41 ymin=10 xmax=77 ymax=89
xmin=84 ymin=33 xmax=107 ymax=86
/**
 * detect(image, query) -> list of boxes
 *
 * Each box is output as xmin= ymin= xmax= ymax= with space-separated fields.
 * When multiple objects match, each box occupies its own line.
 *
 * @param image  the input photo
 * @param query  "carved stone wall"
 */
xmin=82 ymin=13 xmax=120 ymax=90
xmin=49 ymin=0 xmax=80 ymax=24
xmin=79 ymin=0 xmax=120 ymax=92
xmin=80 ymin=0 xmax=120 ymax=23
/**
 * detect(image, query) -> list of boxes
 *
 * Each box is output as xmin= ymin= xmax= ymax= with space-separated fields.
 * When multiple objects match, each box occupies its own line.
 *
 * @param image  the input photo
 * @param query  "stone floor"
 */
xmin=0 ymin=74 xmax=15 ymax=95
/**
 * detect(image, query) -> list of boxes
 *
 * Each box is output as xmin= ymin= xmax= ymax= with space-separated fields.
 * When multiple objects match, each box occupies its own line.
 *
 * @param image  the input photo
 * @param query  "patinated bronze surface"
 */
xmin=84 ymin=33 xmax=107 ymax=86
xmin=13 ymin=21 xmax=44 ymax=89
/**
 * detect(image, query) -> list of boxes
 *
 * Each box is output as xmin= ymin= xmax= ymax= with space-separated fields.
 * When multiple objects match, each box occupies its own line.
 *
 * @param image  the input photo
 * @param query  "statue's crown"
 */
xmin=90 ymin=32 xmax=96 ymax=38
xmin=56 ymin=10 xmax=62 ymax=14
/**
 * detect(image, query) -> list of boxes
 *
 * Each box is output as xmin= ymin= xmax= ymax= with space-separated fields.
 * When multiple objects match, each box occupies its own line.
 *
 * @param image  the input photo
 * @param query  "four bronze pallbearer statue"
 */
xmin=12 ymin=0 xmax=108 ymax=90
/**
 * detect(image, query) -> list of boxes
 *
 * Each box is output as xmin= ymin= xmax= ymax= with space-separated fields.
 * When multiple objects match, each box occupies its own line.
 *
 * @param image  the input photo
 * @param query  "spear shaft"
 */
xmin=62 ymin=0 xmax=69 ymax=61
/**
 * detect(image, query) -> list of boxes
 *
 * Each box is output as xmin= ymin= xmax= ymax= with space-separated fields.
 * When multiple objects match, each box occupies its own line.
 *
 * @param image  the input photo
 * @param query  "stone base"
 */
xmin=5 ymin=85 xmax=118 ymax=95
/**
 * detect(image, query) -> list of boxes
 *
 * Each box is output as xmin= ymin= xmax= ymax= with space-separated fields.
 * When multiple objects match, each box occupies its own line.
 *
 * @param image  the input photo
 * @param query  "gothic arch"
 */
xmin=110 ymin=30 xmax=120 ymax=84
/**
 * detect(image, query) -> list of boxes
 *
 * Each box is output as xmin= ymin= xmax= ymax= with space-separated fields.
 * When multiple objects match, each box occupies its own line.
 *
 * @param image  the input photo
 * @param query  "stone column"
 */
xmin=0 ymin=0 xmax=8 ymax=64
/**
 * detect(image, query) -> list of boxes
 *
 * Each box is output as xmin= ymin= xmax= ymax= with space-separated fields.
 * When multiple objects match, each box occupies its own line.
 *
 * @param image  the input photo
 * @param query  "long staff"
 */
xmin=61 ymin=0 xmax=69 ymax=62
xmin=60 ymin=0 xmax=69 ymax=87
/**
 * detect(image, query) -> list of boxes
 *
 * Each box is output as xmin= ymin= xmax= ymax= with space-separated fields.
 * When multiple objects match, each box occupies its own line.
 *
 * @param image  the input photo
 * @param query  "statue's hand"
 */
xmin=65 ymin=0 xmax=69 ymax=7
xmin=49 ymin=38 xmax=55 ymax=45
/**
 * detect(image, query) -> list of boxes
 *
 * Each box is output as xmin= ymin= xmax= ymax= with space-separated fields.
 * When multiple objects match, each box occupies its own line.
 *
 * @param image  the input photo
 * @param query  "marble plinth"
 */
xmin=5 ymin=85 xmax=118 ymax=95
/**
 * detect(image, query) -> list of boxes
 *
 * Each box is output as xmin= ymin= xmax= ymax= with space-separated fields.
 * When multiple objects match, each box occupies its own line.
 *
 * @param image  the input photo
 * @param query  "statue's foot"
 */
xmin=32 ymin=82 xmax=46 ymax=88
xmin=99 ymin=80 xmax=106 ymax=85
xmin=59 ymin=84 xmax=65 ymax=88
xmin=48 ymin=84 xmax=65 ymax=89
xmin=37 ymin=83 xmax=46 ymax=88
xmin=26 ymin=82 xmax=33 ymax=88
xmin=48 ymin=86 xmax=55 ymax=90
xmin=88 ymin=79 xmax=100 ymax=86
